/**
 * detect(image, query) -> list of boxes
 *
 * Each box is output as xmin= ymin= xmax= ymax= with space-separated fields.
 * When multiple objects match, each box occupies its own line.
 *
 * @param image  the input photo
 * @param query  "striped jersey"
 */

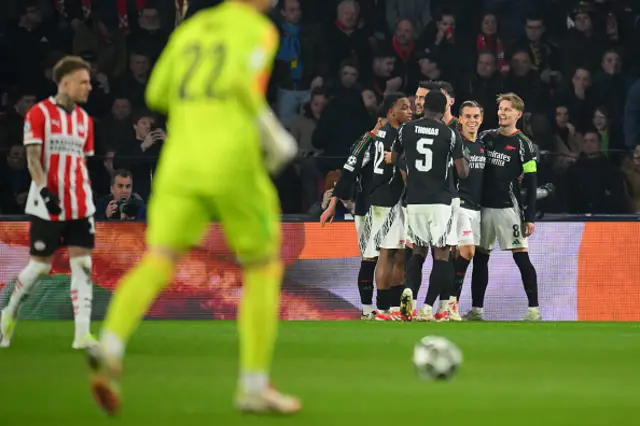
xmin=23 ymin=97 xmax=95 ymax=221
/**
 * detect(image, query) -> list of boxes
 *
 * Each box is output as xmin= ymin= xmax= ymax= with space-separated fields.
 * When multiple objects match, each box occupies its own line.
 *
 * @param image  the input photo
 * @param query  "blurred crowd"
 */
xmin=2 ymin=0 xmax=640 ymax=217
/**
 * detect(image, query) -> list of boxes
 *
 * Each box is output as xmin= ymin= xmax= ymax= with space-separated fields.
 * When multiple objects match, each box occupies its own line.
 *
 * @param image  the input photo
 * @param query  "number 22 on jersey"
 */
xmin=415 ymin=137 xmax=433 ymax=172
xmin=179 ymin=43 xmax=226 ymax=100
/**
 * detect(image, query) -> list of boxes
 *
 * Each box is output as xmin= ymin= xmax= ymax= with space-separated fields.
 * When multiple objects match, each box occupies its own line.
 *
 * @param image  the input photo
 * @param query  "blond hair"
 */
xmin=53 ymin=56 xmax=91 ymax=84
xmin=496 ymin=93 xmax=525 ymax=112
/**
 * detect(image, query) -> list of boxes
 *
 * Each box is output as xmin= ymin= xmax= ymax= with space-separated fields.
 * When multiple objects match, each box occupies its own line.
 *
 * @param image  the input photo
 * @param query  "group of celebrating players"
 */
xmin=321 ymin=81 xmax=542 ymax=323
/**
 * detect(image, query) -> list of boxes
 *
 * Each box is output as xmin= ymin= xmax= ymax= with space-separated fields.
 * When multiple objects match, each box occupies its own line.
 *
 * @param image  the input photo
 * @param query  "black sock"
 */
xmin=439 ymin=248 xmax=455 ymax=300
xmin=471 ymin=251 xmax=490 ymax=308
xmin=404 ymin=247 xmax=413 ymax=272
xmin=376 ymin=288 xmax=391 ymax=311
xmin=454 ymin=256 xmax=471 ymax=300
xmin=403 ymin=253 xmax=425 ymax=295
xmin=389 ymin=285 xmax=403 ymax=306
xmin=357 ymin=260 xmax=376 ymax=305
xmin=513 ymin=252 xmax=539 ymax=307
xmin=425 ymin=259 xmax=452 ymax=307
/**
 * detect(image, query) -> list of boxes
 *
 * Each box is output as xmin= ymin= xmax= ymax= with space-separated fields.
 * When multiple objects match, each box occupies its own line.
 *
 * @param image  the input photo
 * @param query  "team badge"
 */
xmin=347 ymin=156 xmax=357 ymax=166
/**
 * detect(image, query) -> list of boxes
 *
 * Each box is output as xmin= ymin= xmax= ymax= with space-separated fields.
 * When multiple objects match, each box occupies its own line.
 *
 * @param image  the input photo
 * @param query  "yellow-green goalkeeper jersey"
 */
xmin=145 ymin=2 xmax=279 ymax=193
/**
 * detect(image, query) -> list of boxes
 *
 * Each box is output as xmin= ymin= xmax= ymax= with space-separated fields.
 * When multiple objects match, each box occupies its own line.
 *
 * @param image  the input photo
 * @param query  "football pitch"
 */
xmin=1 ymin=321 xmax=639 ymax=426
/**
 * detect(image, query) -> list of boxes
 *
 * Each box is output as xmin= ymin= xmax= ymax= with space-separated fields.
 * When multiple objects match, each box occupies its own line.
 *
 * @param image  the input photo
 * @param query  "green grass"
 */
xmin=1 ymin=321 xmax=639 ymax=426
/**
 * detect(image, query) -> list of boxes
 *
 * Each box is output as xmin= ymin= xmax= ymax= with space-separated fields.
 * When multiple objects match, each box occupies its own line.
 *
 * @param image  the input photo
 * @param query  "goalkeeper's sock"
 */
xmin=101 ymin=253 xmax=175 ymax=359
xmin=471 ymin=251 xmax=490 ymax=308
xmin=454 ymin=255 xmax=471 ymax=300
xmin=4 ymin=260 xmax=50 ymax=317
xmin=357 ymin=259 xmax=376 ymax=306
xmin=513 ymin=251 xmax=539 ymax=307
xmin=238 ymin=259 xmax=283 ymax=393
xmin=70 ymin=255 xmax=93 ymax=341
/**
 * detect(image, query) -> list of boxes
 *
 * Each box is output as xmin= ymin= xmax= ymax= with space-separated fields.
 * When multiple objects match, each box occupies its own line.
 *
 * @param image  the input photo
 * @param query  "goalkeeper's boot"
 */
xmin=73 ymin=333 xmax=98 ymax=350
xmin=87 ymin=343 xmax=122 ymax=416
xmin=521 ymin=307 xmax=542 ymax=321
xmin=416 ymin=305 xmax=436 ymax=322
xmin=236 ymin=384 xmax=301 ymax=414
xmin=447 ymin=299 xmax=463 ymax=322
xmin=399 ymin=288 xmax=414 ymax=322
xmin=374 ymin=310 xmax=392 ymax=321
xmin=389 ymin=307 xmax=403 ymax=321
xmin=463 ymin=307 xmax=484 ymax=321
xmin=0 ymin=309 xmax=16 ymax=348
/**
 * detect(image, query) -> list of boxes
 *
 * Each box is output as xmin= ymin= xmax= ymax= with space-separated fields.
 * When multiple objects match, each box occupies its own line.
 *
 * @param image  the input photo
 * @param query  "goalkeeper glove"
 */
xmin=258 ymin=109 xmax=297 ymax=174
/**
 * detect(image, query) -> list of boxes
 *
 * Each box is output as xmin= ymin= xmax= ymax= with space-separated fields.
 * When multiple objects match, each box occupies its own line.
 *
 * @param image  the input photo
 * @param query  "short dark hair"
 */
xmin=111 ymin=169 xmax=133 ymax=185
xmin=583 ymin=129 xmax=602 ymax=142
xmin=53 ymin=56 xmax=91 ymax=84
xmin=435 ymin=8 xmax=455 ymax=22
xmin=424 ymin=90 xmax=447 ymax=115
xmin=459 ymin=100 xmax=484 ymax=116
xmin=525 ymin=15 xmax=544 ymax=24
xmin=421 ymin=80 xmax=440 ymax=92
xmin=339 ymin=58 xmax=359 ymax=72
xmin=133 ymin=109 xmax=155 ymax=124
xmin=310 ymin=87 xmax=326 ymax=99
xmin=378 ymin=92 xmax=407 ymax=117
xmin=436 ymin=80 xmax=455 ymax=98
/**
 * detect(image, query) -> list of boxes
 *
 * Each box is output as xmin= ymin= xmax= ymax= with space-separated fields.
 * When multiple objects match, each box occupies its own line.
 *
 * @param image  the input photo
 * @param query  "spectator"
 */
xmin=304 ymin=87 xmax=374 ymax=209
xmin=504 ymin=48 xmax=551 ymax=113
xmin=385 ymin=0 xmax=433 ymax=34
xmin=35 ymin=50 xmax=65 ymax=101
xmin=386 ymin=19 xmax=419 ymax=90
xmin=325 ymin=0 xmax=372 ymax=79
xmin=621 ymin=145 xmax=640 ymax=213
xmin=567 ymin=130 xmax=627 ymax=214
xmin=515 ymin=15 xmax=560 ymax=74
xmin=361 ymin=88 xmax=379 ymax=116
xmin=592 ymin=105 xmax=625 ymax=164
xmin=561 ymin=3 xmax=606 ymax=75
xmin=365 ymin=48 xmax=401 ymax=101
xmin=589 ymin=49 xmax=636 ymax=134
xmin=558 ymin=66 xmax=594 ymax=132
xmin=128 ymin=5 xmax=169 ymax=63
xmin=456 ymin=50 xmax=504 ymax=130
xmin=0 ymin=89 xmax=36 ymax=151
xmin=114 ymin=50 xmax=151 ymax=108
xmin=97 ymin=96 xmax=133 ymax=154
xmin=307 ymin=170 xmax=355 ymax=219
xmin=552 ymin=104 xmax=582 ymax=172
xmin=79 ymin=51 xmax=113 ymax=118
xmin=95 ymin=169 xmax=147 ymax=221
xmin=475 ymin=12 xmax=508 ymax=76
xmin=0 ymin=144 xmax=30 ymax=214
xmin=329 ymin=59 xmax=361 ymax=96
xmin=113 ymin=111 xmax=166 ymax=201
xmin=624 ymin=79 xmax=640 ymax=150
xmin=289 ymin=88 xmax=326 ymax=157
xmin=72 ymin=14 xmax=128 ymax=79
xmin=408 ymin=50 xmax=442 ymax=92
xmin=273 ymin=0 xmax=325 ymax=128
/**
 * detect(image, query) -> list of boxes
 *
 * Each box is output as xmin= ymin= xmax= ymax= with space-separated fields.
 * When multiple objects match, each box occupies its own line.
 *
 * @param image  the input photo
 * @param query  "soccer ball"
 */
xmin=412 ymin=336 xmax=462 ymax=381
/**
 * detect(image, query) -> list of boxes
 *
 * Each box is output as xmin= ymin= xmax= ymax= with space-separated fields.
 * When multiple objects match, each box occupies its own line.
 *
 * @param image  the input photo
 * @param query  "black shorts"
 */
xmin=29 ymin=215 xmax=96 ymax=257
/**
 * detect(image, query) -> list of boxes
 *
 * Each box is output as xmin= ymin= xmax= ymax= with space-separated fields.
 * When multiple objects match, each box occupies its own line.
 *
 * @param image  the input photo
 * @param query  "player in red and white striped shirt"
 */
xmin=1 ymin=56 xmax=97 ymax=349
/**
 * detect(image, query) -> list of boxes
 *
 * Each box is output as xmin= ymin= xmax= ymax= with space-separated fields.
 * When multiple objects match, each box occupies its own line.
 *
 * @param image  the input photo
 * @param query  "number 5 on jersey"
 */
xmin=416 ymin=137 xmax=433 ymax=172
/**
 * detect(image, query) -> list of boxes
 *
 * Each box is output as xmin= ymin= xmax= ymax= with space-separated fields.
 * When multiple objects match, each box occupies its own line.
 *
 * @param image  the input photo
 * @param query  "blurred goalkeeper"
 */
xmin=86 ymin=0 xmax=300 ymax=416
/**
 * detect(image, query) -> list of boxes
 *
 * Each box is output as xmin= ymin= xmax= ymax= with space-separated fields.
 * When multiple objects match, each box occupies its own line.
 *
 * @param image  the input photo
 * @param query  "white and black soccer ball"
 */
xmin=413 ymin=336 xmax=462 ymax=381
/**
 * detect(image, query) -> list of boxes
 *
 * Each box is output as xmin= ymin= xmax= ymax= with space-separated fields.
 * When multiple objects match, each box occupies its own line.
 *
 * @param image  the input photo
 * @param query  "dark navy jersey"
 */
xmin=444 ymin=116 xmax=461 ymax=200
xmin=370 ymin=123 xmax=404 ymax=207
xmin=333 ymin=132 xmax=375 ymax=216
xmin=458 ymin=134 xmax=486 ymax=211
xmin=393 ymin=118 xmax=463 ymax=205
xmin=479 ymin=129 xmax=537 ymax=214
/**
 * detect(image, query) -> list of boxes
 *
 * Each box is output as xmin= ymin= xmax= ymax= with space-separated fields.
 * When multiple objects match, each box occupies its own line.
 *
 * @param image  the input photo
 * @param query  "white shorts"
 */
xmin=356 ymin=206 xmax=392 ymax=258
xmin=407 ymin=204 xmax=454 ymax=248
xmin=375 ymin=203 xmax=406 ymax=250
xmin=457 ymin=207 xmax=481 ymax=246
xmin=478 ymin=207 xmax=528 ymax=251
xmin=446 ymin=198 xmax=460 ymax=246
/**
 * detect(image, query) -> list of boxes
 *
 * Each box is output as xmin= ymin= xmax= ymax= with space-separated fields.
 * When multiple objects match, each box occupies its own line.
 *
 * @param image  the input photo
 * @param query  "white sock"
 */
xmin=448 ymin=296 xmax=457 ymax=304
xmin=100 ymin=331 xmax=125 ymax=360
xmin=411 ymin=299 xmax=417 ymax=311
xmin=528 ymin=307 xmax=540 ymax=312
xmin=4 ymin=260 xmax=51 ymax=317
xmin=437 ymin=301 xmax=447 ymax=313
xmin=70 ymin=255 xmax=93 ymax=341
xmin=362 ymin=304 xmax=374 ymax=315
xmin=472 ymin=307 xmax=484 ymax=314
xmin=240 ymin=371 xmax=268 ymax=393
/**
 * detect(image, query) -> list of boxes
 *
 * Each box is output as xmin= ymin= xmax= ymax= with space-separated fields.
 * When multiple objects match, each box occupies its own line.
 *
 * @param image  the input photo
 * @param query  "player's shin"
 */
xmin=238 ymin=258 xmax=283 ymax=392
xmin=513 ymin=251 xmax=539 ymax=307
xmin=453 ymin=254 xmax=472 ymax=300
xmin=404 ymin=252 xmax=425 ymax=309
xmin=357 ymin=259 xmax=376 ymax=315
xmin=70 ymin=255 xmax=93 ymax=345
xmin=469 ymin=251 xmax=490 ymax=318
xmin=101 ymin=252 xmax=176 ymax=359
xmin=3 ymin=260 xmax=51 ymax=318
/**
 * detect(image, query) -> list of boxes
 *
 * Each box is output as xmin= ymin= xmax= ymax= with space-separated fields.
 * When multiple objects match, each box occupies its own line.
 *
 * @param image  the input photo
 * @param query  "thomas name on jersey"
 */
xmin=414 ymin=126 xmax=440 ymax=136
